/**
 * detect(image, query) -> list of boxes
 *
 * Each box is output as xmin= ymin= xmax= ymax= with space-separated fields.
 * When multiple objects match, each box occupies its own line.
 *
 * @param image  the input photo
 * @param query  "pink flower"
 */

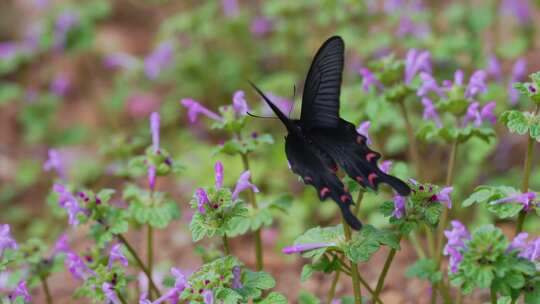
xmin=232 ymin=171 xmax=259 ymax=200
xmin=180 ymin=98 xmax=222 ymax=123
xmin=108 ymin=244 xmax=128 ymax=270
xmin=491 ymin=191 xmax=538 ymax=212
xmin=359 ymin=67 xmax=383 ymax=91
xmin=282 ymin=242 xmax=335 ymax=254
xmin=436 ymin=187 xmax=453 ymax=209
xmin=392 ymin=195 xmax=406 ymax=219
xmin=196 ymin=188 xmax=209 ymax=214
xmin=125 ymin=93 xmax=160 ymax=118
xmin=379 ymin=160 xmax=392 ymax=174
xmin=422 ymin=97 xmax=442 ymax=128
xmin=215 ymin=161 xmax=224 ymax=189
xmin=150 ymin=112 xmax=160 ymax=152
xmin=102 ymin=282 xmax=121 ymax=304
xmin=0 ymin=224 xmax=18 ymax=254
xmin=9 ymin=281 xmax=31 ymax=302
xmin=443 ymin=221 xmax=470 ymax=273
xmin=43 ymin=149 xmax=65 ymax=179
xmin=144 ymin=41 xmax=174 ymax=80
xmin=232 ymin=90 xmax=249 ymax=117
xmin=404 ymin=49 xmax=432 ymax=84
xmin=356 ymin=121 xmax=372 ymax=145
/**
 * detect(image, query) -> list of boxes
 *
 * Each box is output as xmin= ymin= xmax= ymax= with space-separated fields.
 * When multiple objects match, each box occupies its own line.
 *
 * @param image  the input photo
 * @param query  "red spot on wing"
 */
xmin=366 ymin=152 xmax=377 ymax=162
xmin=330 ymin=163 xmax=338 ymax=173
xmin=368 ymin=173 xmax=377 ymax=186
xmin=356 ymin=176 xmax=364 ymax=183
xmin=340 ymin=195 xmax=349 ymax=203
xmin=320 ymin=187 xmax=330 ymax=197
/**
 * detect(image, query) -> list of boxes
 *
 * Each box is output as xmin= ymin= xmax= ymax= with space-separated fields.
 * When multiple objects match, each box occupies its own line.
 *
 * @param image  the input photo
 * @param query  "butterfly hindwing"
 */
xmin=285 ymin=133 xmax=362 ymax=230
xmin=310 ymin=120 xmax=411 ymax=196
xmin=300 ymin=36 xmax=344 ymax=130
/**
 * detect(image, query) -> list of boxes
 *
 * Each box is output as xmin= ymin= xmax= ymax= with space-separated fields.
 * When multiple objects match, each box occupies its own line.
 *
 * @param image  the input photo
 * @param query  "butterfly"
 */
xmin=250 ymin=36 xmax=411 ymax=230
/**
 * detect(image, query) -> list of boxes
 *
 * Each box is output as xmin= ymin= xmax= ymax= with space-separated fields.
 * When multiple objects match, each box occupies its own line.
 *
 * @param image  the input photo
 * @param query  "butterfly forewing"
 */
xmin=300 ymin=36 xmax=344 ymax=129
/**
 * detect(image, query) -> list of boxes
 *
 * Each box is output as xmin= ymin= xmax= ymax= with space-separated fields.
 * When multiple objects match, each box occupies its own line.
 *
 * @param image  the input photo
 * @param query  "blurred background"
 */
xmin=1 ymin=0 xmax=540 ymax=302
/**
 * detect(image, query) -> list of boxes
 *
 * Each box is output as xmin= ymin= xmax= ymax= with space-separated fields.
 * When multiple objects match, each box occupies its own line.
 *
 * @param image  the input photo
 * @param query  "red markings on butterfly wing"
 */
xmin=340 ymin=194 xmax=349 ymax=203
xmin=366 ymin=152 xmax=377 ymax=162
xmin=368 ymin=173 xmax=377 ymax=186
xmin=356 ymin=176 xmax=363 ymax=183
xmin=320 ymin=187 xmax=331 ymax=197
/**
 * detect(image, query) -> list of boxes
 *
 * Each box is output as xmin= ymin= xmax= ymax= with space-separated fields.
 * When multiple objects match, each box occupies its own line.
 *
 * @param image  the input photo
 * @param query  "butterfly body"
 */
xmin=251 ymin=36 xmax=411 ymax=230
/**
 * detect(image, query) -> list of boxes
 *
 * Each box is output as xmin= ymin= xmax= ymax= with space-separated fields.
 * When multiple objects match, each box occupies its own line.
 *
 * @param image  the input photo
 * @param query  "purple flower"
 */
xmin=108 ymin=244 xmax=128 ymax=270
xmin=232 ymin=171 xmax=259 ymax=200
xmin=282 ymin=242 xmax=335 ymax=254
xmin=50 ymin=74 xmax=71 ymax=97
xmin=150 ymin=112 xmax=160 ymax=152
xmin=443 ymin=221 xmax=470 ymax=273
xmin=417 ymin=72 xmax=443 ymax=97
xmin=103 ymin=53 xmax=138 ymax=70
xmin=250 ymin=17 xmax=272 ymax=38
xmin=102 ymin=282 xmax=121 ymax=304
xmin=221 ymin=0 xmax=239 ymax=18
xmin=232 ymin=90 xmax=249 ymax=117
xmin=0 ymin=224 xmax=18 ymax=254
xmin=144 ymin=41 xmax=173 ymax=80
xmin=196 ymin=188 xmax=209 ymax=213
xmin=151 ymin=267 xmax=186 ymax=304
xmin=0 ymin=42 xmax=18 ymax=60
xmin=509 ymin=58 xmax=527 ymax=105
xmin=215 ymin=161 xmax=224 ymax=189
xmin=463 ymin=102 xmax=496 ymax=127
xmin=396 ymin=17 xmax=429 ymax=39
xmin=260 ymin=93 xmax=293 ymax=117
xmin=53 ymin=184 xmax=86 ymax=227
xmin=508 ymin=232 xmax=540 ymax=261
xmin=9 ymin=281 xmax=31 ymax=302
xmin=487 ymin=55 xmax=502 ymax=82
xmin=500 ymin=0 xmax=531 ymax=25
xmin=454 ymin=70 xmax=464 ymax=86
xmin=203 ymin=290 xmax=214 ymax=304
xmin=379 ymin=160 xmax=392 ymax=174
xmin=405 ymin=49 xmax=432 ymax=84
xmin=53 ymin=234 xmax=70 ymax=254
xmin=490 ymin=191 xmax=538 ymax=212
xmin=392 ymin=195 xmax=406 ymax=219
xmin=43 ymin=149 xmax=65 ymax=179
xmin=421 ymin=98 xmax=442 ymax=128
xmin=53 ymin=10 xmax=79 ymax=51
xmin=148 ymin=165 xmax=156 ymax=191
xmin=359 ymin=67 xmax=382 ymax=92
xmin=465 ymin=70 xmax=487 ymax=98
xmin=232 ymin=266 xmax=243 ymax=288
xmin=436 ymin=187 xmax=453 ymax=209
xmin=65 ymin=251 xmax=93 ymax=280
xmin=180 ymin=98 xmax=222 ymax=123
xmin=356 ymin=121 xmax=372 ymax=145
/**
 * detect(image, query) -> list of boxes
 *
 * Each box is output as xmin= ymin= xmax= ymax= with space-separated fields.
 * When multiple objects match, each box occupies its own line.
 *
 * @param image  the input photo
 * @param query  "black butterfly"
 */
xmin=250 ymin=36 xmax=411 ymax=230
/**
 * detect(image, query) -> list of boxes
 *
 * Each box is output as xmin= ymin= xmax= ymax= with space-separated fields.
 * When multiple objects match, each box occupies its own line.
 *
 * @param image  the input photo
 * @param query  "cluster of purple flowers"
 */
xmin=392 ymin=185 xmax=453 ymax=219
xmin=487 ymin=56 xmax=528 ymax=105
xmin=181 ymin=89 xmax=252 ymax=124
xmin=195 ymin=160 xmax=259 ymax=214
xmin=444 ymin=221 xmax=539 ymax=274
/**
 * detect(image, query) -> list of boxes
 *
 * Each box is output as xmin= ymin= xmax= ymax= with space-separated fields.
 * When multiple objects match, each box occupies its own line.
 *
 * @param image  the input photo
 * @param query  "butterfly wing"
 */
xmin=310 ymin=120 xmax=411 ymax=196
xmin=285 ymin=132 xmax=362 ymax=230
xmin=300 ymin=36 xmax=344 ymax=130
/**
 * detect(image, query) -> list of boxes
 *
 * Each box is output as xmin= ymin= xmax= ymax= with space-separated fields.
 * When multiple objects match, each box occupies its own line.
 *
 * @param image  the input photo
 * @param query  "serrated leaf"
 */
xmin=257 ymin=292 xmax=288 ymax=304
xmin=300 ymin=265 xmax=314 ymax=282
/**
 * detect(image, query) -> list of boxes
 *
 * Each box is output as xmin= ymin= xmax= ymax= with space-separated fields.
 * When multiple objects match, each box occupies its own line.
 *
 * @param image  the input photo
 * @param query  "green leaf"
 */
xmin=298 ymin=290 xmax=320 ymax=304
xmin=243 ymin=271 xmax=276 ymax=290
xmin=300 ymin=264 xmax=314 ymax=282
xmin=257 ymin=292 xmax=288 ymax=304
xmin=405 ymin=258 xmax=442 ymax=283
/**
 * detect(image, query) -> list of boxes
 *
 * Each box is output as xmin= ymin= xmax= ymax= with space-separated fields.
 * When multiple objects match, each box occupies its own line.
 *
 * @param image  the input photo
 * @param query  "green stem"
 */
xmin=409 ymin=232 xmax=426 ymax=259
xmin=117 ymin=234 xmax=161 ymax=298
xmin=147 ymin=225 xmax=153 ymax=299
xmin=118 ymin=290 xmax=128 ymax=304
xmin=515 ymin=104 xmax=539 ymax=235
xmin=399 ymin=99 xmax=423 ymax=180
xmin=343 ymin=220 xmax=362 ymax=304
xmin=432 ymin=139 xmax=459 ymax=304
xmin=372 ymin=236 xmax=402 ymax=302
xmin=326 ymin=270 xmax=341 ymax=304
xmin=357 ymin=273 xmax=384 ymax=304
xmin=222 ymin=234 xmax=231 ymax=255
xmin=490 ymin=286 xmax=497 ymax=304
xmin=240 ymin=151 xmax=264 ymax=271
xmin=40 ymin=276 xmax=53 ymax=304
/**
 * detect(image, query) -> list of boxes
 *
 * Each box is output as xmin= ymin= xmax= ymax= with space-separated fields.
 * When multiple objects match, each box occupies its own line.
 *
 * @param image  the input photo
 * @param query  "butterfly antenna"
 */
xmin=289 ymin=84 xmax=296 ymax=117
xmin=246 ymin=111 xmax=277 ymax=119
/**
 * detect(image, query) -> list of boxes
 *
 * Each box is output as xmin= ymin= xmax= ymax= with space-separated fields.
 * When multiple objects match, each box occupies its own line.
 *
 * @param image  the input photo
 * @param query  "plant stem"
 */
xmin=326 ymin=270 xmax=341 ymax=304
xmin=490 ymin=286 xmax=497 ymax=304
xmin=222 ymin=234 xmax=231 ymax=255
xmin=117 ymin=234 xmax=161 ymax=297
xmin=40 ymin=276 xmax=53 ymax=304
xmin=118 ymin=290 xmax=128 ymax=304
xmin=342 ymin=220 xmax=362 ymax=304
xmin=399 ymin=99 xmax=423 ymax=180
xmin=409 ymin=232 xmax=426 ymax=259
xmin=240 ymin=151 xmax=264 ymax=271
xmin=147 ymin=225 xmax=153 ymax=299
xmin=432 ymin=139 xmax=459 ymax=304
xmin=515 ymin=104 xmax=539 ymax=234
xmin=372 ymin=236 xmax=402 ymax=303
